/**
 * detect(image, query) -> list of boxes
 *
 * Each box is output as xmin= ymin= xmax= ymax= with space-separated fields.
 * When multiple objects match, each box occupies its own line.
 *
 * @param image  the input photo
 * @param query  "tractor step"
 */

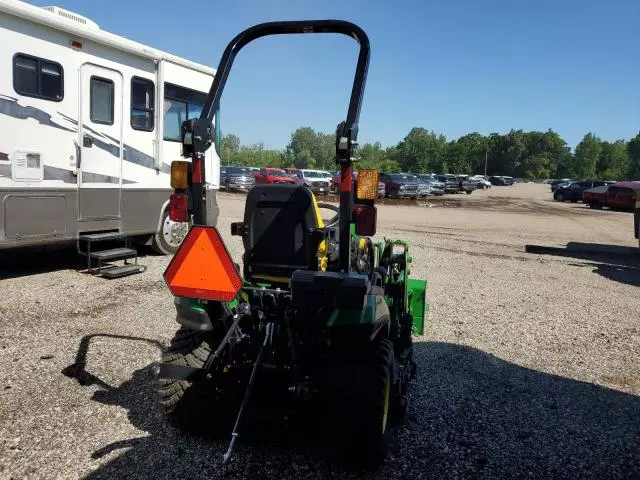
xmin=89 ymin=247 xmax=137 ymax=262
xmin=100 ymin=264 xmax=147 ymax=279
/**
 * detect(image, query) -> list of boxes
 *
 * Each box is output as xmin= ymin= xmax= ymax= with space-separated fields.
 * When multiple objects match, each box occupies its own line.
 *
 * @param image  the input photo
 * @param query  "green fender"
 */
xmin=327 ymin=293 xmax=389 ymax=331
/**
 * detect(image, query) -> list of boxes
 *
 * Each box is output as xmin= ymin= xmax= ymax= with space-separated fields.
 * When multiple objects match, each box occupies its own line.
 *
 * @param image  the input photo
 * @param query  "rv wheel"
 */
xmin=152 ymin=210 xmax=189 ymax=255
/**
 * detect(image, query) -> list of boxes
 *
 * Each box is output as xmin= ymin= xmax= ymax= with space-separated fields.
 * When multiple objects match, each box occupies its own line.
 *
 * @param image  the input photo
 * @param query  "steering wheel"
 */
xmin=316 ymin=202 xmax=340 ymax=228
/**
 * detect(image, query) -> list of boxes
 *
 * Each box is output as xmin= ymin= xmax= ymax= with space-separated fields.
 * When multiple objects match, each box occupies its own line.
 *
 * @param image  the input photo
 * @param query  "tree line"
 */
xmin=220 ymin=127 xmax=640 ymax=180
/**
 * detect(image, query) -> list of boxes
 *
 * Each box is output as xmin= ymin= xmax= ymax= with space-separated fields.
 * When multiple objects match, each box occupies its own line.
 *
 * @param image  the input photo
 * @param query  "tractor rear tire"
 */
xmin=333 ymin=338 xmax=394 ymax=465
xmin=156 ymin=327 xmax=236 ymax=436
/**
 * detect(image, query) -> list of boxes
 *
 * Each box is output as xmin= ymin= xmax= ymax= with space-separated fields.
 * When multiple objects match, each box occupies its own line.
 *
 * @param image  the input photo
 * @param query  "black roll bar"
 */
xmin=200 ymin=20 xmax=369 ymax=137
xmin=183 ymin=20 xmax=370 ymax=272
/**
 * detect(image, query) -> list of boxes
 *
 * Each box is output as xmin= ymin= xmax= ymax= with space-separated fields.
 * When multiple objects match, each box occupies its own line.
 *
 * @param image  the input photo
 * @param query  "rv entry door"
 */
xmin=78 ymin=64 xmax=123 ymax=221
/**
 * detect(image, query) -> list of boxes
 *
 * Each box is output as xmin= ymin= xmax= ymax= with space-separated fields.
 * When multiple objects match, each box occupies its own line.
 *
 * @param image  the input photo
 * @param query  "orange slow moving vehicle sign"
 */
xmin=163 ymin=226 xmax=242 ymax=301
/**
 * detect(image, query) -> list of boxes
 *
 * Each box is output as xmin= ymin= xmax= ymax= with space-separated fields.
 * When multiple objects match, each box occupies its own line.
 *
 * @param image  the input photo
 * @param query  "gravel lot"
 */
xmin=1 ymin=183 xmax=639 ymax=479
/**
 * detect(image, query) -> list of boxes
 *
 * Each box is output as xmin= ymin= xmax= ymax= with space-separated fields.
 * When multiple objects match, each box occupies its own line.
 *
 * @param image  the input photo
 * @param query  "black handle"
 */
xmin=83 ymin=135 xmax=93 ymax=148
xmin=75 ymin=142 xmax=81 ymax=169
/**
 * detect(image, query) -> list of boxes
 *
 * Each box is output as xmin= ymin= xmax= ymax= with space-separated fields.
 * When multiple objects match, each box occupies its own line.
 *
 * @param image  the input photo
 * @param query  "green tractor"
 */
xmin=155 ymin=20 xmax=428 ymax=464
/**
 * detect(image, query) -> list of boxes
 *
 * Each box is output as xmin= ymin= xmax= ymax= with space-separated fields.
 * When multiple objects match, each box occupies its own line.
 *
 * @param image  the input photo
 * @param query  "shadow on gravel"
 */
xmin=0 ymin=244 xmax=156 ymax=279
xmin=64 ymin=336 xmax=640 ymax=479
xmin=400 ymin=342 xmax=640 ymax=479
xmin=0 ymin=245 xmax=84 ymax=279
xmin=525 ymin=242 xmax=640 ymax=287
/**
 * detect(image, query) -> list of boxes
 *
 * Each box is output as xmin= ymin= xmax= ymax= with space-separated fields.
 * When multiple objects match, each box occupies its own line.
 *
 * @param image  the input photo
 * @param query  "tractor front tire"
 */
xmin=333 ymin=338 xmax=394 ymax=465
xmin=156 ymin=327 xmax=235 ymax=436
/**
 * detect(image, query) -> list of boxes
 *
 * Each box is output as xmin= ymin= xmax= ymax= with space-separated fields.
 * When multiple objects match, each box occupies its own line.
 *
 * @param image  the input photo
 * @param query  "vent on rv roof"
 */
xmin=41 ymin=6 xmax=100 ymax=29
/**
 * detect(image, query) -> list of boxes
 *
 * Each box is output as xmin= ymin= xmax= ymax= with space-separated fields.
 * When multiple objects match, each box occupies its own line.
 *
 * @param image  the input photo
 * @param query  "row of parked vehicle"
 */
xmin=219 ymin=166 xmax=334 ymax=194
xmin=219 ymin=166 xmax=509 ymax=199
xmin=549 ymin=179 xmax=640 ymax=210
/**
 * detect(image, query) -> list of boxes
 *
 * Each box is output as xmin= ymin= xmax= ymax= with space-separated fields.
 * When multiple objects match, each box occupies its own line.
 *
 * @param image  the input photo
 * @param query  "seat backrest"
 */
xmin=242 ymin=184 xmax=321 ymax=284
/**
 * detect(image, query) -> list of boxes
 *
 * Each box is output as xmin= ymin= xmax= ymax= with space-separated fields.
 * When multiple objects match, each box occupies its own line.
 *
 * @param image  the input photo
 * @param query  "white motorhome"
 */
xmin=0 ymin=0 xmax=220 ymax=256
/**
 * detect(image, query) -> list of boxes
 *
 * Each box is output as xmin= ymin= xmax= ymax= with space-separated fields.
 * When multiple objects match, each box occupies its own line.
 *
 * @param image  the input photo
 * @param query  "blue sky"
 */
xmin=32 ymin=0 xmax=639 ymax=149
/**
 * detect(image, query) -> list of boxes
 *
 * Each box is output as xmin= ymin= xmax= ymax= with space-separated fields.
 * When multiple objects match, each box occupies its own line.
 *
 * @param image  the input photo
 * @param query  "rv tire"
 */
xmin=152 ymin=210 xmax=189 ymax=255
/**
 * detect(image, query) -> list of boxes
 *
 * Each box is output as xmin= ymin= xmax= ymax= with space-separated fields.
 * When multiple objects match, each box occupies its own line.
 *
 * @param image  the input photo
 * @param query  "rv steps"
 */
xmin=78 ymin=231 xmax=145 ymax=278
xmin=89 ymin=247 xmax=137 ymax=261
xmin=79 ymin=232 xmax=126 ymax=242
xmin=100 ymin=264 xmax=147 ymax=279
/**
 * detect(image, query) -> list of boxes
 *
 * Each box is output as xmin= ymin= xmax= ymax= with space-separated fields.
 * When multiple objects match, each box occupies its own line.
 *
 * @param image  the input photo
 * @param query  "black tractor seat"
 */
xmin=232 ymin=184 xmax=325 ymax=285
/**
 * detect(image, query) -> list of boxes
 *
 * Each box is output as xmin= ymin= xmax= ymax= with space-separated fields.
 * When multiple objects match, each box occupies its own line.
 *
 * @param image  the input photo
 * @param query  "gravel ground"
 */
xmin=0 ymin=183 xmax=639 ymax=479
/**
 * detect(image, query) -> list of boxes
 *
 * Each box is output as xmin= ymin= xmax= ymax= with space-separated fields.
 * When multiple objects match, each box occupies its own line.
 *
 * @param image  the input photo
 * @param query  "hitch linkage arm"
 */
xmin=222 ymin=322 xmax=274 ymax=463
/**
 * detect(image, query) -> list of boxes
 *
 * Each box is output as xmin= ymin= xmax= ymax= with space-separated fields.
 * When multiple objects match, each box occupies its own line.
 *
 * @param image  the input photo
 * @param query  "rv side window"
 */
xmin=13 ymin=53 xmax=63 ymax=101
xmin=163 ymin=99 xmax=186 ymax=142
xmin=90 ymin=76 xmax=114 ymax=125
xmin=163 ymin=83 xmax=207 ymax=142
xmin=131 ymin=77 xmax=154 ymax=131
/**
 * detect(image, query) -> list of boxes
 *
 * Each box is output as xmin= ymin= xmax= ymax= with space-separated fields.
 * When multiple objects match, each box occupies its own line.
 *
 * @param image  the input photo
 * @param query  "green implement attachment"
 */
xmin=408 ymin=278 xmax=427 ymax=335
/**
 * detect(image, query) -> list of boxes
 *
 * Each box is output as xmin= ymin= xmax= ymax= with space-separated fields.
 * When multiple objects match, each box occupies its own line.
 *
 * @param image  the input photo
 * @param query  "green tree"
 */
xmin=574 ymin=133 xmax=601 ymax=179
xmin=357 ymin=142 xmax=385 ymax=169
xmin=518 ymin=130 xmax=571 ymax=179
xmin=288 ymin=127 xmax=318 ymax=168
xmin=315 ymin=133 xmax=335 ymax=169
xmin=356 ymin=142 xmax=401 ymax=172
xmin=455 ymin=132 xmax=488 ymax=174
xmin=597 ymin=140 xmax=629 ymax=180
xmin=489 ymin=129 xmax=525 ymax=176
xmin=627 ymin=132 xmax=640 ymax=179
xmin=521 ymin=154 xmax=553 ymax=179
xmin=285 ymin=128 xmax=336 ymax=169
xmin=443 ymin=141 xmax=470 ymax=174
xmin=220 ymin=133 xmax=241 ymax=165
xmin=395 ymin=127 xmax=447 ymax=173
xmin=298 ymin=149 xmax=316 ymax=169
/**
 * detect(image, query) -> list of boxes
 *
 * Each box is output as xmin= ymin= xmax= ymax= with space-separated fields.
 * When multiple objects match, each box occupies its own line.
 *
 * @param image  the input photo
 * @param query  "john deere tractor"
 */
xmin=155 ymin=20 xmax=427 ymax=464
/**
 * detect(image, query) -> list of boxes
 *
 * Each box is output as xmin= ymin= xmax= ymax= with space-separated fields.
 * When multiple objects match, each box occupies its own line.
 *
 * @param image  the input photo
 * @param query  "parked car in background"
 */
xmin=320 ymin=170 xmax=334 ymax=181
xmin=456 ymin=175 xmax=478 ymax=194
xmin=294 ymin=169 xmax=331 ymax=194
xmin=582 ymin=185 xmax=608 ymax=208
xmin=254 ymin=168 xmax=297 ymax=185
xmin=554 ymin=180 xmax=613 ymax=202
xmin=436 ymin=175 xmax=460 ymax=193
xmin=283 ymin=168 xmax=298 ymax=177
xmin=416 ymin=174 xmax=444 ymax=195
xmin=379 ymin=173 xmax=420 ymax=198
xmin=489 ymin=175 xmax=515 ymax=186
xmin=220 ymin=166 xmax=256 ymax=191
xmin=550 ymin=178 xmax=572 ymax=192
xmin=582 ymin=182 xmax=640 ymax=210
xmin=469 ymin=175 xmax=492 ymax=189
xmin=406 ymin=174 xmax=430 ymax=197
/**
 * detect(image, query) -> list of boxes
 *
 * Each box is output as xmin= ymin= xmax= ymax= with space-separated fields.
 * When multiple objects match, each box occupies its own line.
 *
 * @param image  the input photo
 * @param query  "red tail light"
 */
xmin=354 ymin=205 xmax=377 ymax=236
xmin=169 ymin=193 xmax=189 ymax=222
